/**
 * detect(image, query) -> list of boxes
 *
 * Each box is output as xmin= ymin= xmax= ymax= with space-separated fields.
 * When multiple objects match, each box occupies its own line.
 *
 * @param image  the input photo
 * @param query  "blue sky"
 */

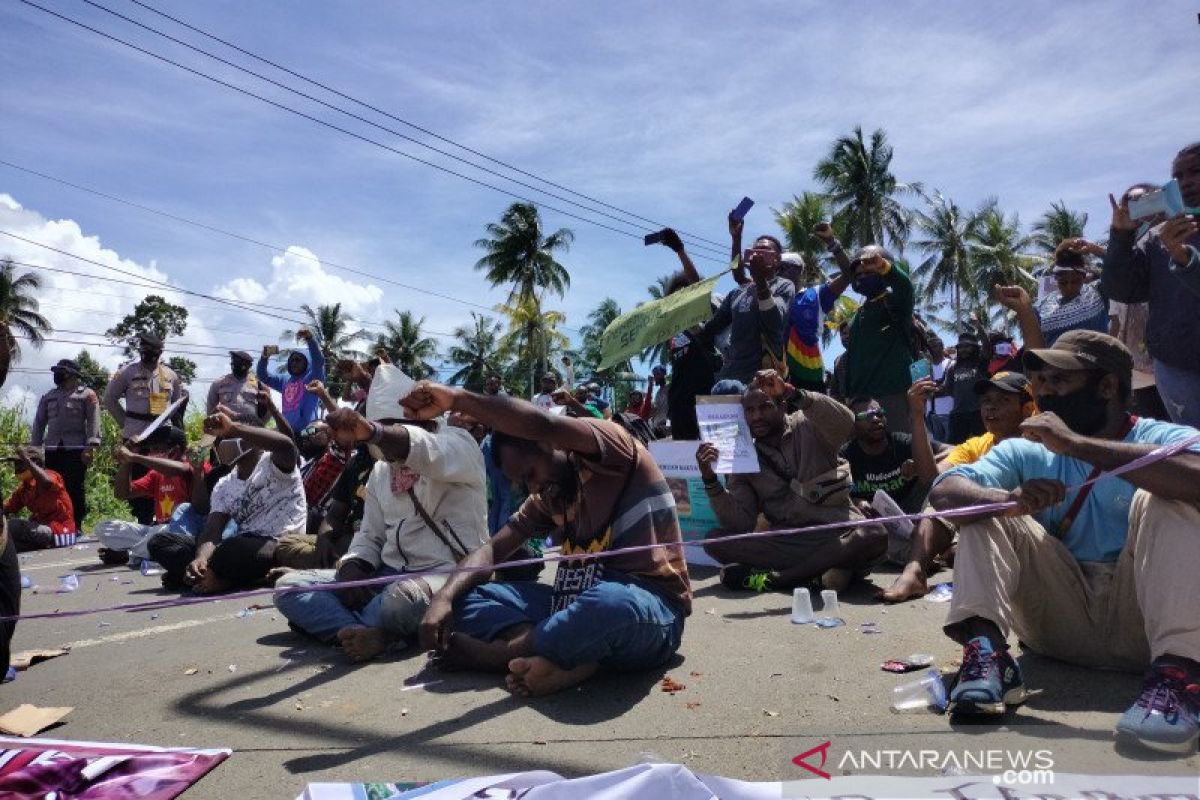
xmin=1 ymin=0 xmax=1196 ymax=407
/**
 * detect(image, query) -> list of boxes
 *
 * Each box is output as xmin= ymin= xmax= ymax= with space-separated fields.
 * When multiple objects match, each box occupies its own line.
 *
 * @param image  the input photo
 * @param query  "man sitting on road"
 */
xmin=696 ymin=371 xmax=884 ymax=594
xmin=274 ymin=405 xmax=488 ymax=663
xmin=880 ymin=372 xmax=1037 ymax=603
xmin=400 ymin=381 xmax=690 ymax=698
xmin=841 ymin=391 xmax=944 ymax=515
xmin=147 ymin=407 xmax=306 ymax=594
xmin=929 ymin=331 xmax=1200 ymax=754
xmin=3 ymin=446 xmax=76 ymax=551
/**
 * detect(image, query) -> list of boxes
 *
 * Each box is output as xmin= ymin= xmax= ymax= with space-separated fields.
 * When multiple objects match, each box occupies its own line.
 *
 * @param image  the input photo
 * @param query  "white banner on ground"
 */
xmin=694 ymin=396 xmax=759 ymax=474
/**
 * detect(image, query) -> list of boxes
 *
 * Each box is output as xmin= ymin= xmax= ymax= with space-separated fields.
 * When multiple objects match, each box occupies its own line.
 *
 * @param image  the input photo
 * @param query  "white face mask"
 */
xmin=994 ymin=343 xmax=1014 ymax=357
xmin=216 ymin=438 xmax=248 ymax=466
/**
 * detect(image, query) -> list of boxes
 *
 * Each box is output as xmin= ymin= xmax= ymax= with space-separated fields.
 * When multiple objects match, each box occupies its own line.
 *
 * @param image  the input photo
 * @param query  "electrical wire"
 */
xmin=125 ymin=0 xmax=730 ymax=252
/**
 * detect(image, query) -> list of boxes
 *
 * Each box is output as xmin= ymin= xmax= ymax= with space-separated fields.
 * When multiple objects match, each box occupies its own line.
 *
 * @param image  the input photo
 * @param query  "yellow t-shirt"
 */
xmin=943 ymin=432 xmax=996 ymax=467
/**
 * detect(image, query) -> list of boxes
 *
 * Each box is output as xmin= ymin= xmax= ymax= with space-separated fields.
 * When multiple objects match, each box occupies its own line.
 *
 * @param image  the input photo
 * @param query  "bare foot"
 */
xmin=433 ymin=632 xmax=511 ymax=673
xmin=878 ymin=565 xmax=928 ymax=604
xmin=192 ymin=571 xmax=230 ymax=595
xmin=336 ymin=625 xmax=390 ymax=662
xmin=505 ymin=656 xmax=597 ymax=697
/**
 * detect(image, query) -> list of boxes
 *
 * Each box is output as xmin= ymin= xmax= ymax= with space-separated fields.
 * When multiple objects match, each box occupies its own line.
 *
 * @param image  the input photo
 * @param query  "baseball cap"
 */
xmin=1023 ymin=330 xmax=1133 ymax=378
xmin=974 ymin=371 xmax=1033 ymax=400
xmin=229 ymin=350 xmax=253 ymax=364
xmin=137 ymin=331 xmax=164 ymax=348
xmin=50 ymin=358 xmax=82 ymax=377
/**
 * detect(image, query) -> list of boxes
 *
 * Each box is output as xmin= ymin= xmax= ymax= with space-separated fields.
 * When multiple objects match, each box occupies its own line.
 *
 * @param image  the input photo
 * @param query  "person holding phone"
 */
xmin=256 ymin=328 xmax=327 ymax=433
xmin=1103 ymin=142 xmax=1200 ymax=426
xmin=781 ymin=223 xmax=854 ymax=392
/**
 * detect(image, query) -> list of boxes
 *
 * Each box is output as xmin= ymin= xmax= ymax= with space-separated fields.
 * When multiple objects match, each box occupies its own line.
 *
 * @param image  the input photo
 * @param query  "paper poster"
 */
xmin=131 ymin=396 xmax=187 ymax=444
xmin=647 ymin=440 xmax=705 ymax=480
xmin=598 ymin=274 xmax=722 ymax=370
xmin=694 ymin=396 xmax=759 ymax=474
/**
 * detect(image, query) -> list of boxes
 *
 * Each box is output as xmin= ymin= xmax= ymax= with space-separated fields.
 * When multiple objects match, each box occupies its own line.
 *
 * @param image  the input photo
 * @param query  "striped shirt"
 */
xmin=508 ymin=419 xmax=691 ymax=614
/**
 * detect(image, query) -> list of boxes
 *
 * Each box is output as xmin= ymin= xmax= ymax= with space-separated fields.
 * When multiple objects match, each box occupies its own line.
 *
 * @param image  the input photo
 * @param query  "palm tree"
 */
xmin=496 ymin=296 xmax=569 ymax=397
xmin=813 ymin=126 xmax=920 ymax=250
xmin=969 ymin=202 xmax=1039 ymax=291
xmin=0 ymin=259 xmax=53 ymax=388
xmin=474 ymin=202 xmax=574 ymax=305
xmin=578 ymin=298 xmax=629 ymax=377
xmin=373 ymin=310 xmax=439 ymax=379
xmin=1031 ymin=201 xmax=1088 ymax=255
xmin=283 ymin=303 xmax=366 ymax=361
xmin=447 ymin=313 xmax=504 ymax=391
xmin=772 ymin=192 xmax=839 ymax=285
xmin=911 ymin=190 xmax=980 ymax=320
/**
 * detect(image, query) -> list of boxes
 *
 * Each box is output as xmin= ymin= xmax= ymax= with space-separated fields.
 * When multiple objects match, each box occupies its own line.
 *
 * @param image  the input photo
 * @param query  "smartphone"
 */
xmin=263 ymin=344 xmax=280 ymax=357
xmin=1129 ymin=179 xmax=1184 ymax=221
xmin=909 ymin=358 xmax=931 ymax=383
xmin=643 ymin=230 xmax=666 ymax=246
xmin=729 ymin=196 xmax=755 ymax=222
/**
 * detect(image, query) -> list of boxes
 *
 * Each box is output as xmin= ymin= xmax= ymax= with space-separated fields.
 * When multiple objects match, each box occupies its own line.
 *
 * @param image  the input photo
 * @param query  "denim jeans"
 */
xmin=926 ymin=413 xmax=951 ymax=443
xmin=274 ymin=567 xmax=432 ymax=644
xmin=453 ymin=573 xmax=685 ymax=670
xmin=1153 ymin=359 xmax=1200 ymax=428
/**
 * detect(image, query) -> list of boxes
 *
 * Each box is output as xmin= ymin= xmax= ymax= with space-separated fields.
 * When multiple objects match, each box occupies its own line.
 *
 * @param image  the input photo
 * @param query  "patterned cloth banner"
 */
xmin=0 ymin=736 xmax=229 ymax=799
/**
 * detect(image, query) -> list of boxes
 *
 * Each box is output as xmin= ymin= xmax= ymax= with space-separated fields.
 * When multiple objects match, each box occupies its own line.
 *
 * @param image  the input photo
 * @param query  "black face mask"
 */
xmin=853 ymin=273 xmax=887 ymax=298
xmin=1037 ymin=374 xmax=1108 ymax=435
xmin=53 ymin=372 xmax=69 ymax=387
xmin=231 ymin=363 xmax=250 ymax=379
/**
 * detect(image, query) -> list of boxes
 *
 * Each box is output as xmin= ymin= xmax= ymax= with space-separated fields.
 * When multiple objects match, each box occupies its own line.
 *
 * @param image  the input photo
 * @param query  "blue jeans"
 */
xmin=926 ymin=413 xmax=950 ymax=442
xmin=1153 ymin=360 xmax=1200 ymax=427
xmin=453 ymin=574 xmax=685 ymax=670
xmin=274 ymin=567 xmax=432 ymax=644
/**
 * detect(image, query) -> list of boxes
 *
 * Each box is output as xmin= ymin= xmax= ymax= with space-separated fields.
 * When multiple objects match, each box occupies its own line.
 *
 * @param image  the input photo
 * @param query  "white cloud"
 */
xmin=214 ymin=245 xmax=385 ymax=319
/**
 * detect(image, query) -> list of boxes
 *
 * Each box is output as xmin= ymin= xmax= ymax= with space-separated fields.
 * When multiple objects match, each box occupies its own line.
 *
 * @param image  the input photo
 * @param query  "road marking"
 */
xmin=20 ymin=559 xmax=106 ymax=572
xmin=63 ymin=612 xmax=237 ymax=650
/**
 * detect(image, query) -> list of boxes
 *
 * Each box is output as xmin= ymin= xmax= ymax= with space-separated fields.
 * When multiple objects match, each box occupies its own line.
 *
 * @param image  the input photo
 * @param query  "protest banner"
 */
xmin=598 ymin=274 xmax=722 ymax=370
xmin=649 ymin=441 xmax=718 ymax=566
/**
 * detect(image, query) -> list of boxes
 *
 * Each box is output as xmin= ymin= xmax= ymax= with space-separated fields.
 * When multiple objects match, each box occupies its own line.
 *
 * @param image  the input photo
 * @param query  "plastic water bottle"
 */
xmin=790 ymin=588 xmax=814 ymax=624
xmin=891 ymin=669 xmax=949 ymax=712
xmin=140 ymin=561 xmax=165 ymax=577
xmin=19 ymin=575 xmax=31 ymax=589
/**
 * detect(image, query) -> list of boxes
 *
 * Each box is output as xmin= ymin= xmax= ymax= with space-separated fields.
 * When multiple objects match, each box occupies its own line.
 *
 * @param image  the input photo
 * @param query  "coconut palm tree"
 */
xmin=474 ymin=202 xmax=574 ymax=305
xmin=373 ymin=310 xmax=439 ymax=379
xmin=1031 ymin=201 xmax=1088 ymax=255
xmin=283 ymin=303 xmax=366 ymax=361
xmin=578 ymin=297 xmax=629 ymax=377
xmin=447 ymin=313 xmax=505 ymax=391
xmin=496 ymin=296 xmax=569 ymax=397
xmin=911 ymin=190 xmax=980 ymax=320
xmin=772 ymin=192 xmax=841 ymax=287
xmin=813 ymin=126 xmax=920 ymax=250
xmin=0 ymin=259 xmax=53 ymax=389
xmin=969 ymin=202 xmax=1039 ymax=291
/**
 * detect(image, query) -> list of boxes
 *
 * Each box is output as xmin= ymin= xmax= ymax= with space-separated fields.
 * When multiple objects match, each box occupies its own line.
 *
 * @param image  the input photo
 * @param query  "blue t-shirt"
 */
xmin=935 ymin=417 xmax=1200 ymax=562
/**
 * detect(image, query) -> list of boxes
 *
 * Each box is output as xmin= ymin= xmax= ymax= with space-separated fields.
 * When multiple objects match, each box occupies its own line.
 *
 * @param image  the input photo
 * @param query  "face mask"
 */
xmin=53 ymin=372 xmax=69 ymax=387
xmin=853 ymin=273 xmax=887 ymax=298
xmin=15 ymin=470 xmax=32 ymax=483
xmin=994 ymin=343 xmax=1014 ymax=357
xmin=215 ymin=438 xmax=247 ymax=466
xmin=1037 ymin=375 xmax=1107 ymax=435
xmin=232 ymin=363 xmax=250 ymax=379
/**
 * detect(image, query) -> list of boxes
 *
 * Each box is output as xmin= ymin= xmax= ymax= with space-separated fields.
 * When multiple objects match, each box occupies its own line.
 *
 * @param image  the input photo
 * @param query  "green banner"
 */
xmin=598 ymin=274 xmax=722 ymax=370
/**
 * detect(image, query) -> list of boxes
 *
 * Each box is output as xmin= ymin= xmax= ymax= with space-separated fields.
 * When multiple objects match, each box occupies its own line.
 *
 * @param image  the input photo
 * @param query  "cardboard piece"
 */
xmin=9 ymin=648 xmax=69 ymax=671
xmin=0 ymin=704 xmax=73 ymax=737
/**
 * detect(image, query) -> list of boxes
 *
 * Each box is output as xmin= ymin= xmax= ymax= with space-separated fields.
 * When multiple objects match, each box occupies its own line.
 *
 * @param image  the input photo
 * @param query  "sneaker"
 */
xmin=949 ymin=636 xmax=1027 ymax=715
xmin=719 ymin=564 xmax=776 ymax=593
xmin=98 ymin=547 xmax=129 ymax=565
xmin=1115 ymin=659 xmax=1200 ymax=754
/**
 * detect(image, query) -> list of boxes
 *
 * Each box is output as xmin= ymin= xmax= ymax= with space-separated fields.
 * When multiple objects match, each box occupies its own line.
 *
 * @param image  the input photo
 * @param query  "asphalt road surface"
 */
xmin=6 ymin=541 xmax=1199 ymax=798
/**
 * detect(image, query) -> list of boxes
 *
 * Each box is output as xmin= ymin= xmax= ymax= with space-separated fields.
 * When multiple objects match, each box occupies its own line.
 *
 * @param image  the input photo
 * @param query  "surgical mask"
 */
xmin=993 ymin=342 xmax=1014 ymax=357
xmin=853 ymin=273 xmax=887 ymax=298
xmin=1037 ymin=376 xmax=1107 ymax=436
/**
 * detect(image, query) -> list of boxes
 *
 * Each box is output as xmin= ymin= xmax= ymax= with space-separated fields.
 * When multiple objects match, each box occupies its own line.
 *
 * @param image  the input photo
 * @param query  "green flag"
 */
xmin=598 ymin=274 xmax=722 ymax=370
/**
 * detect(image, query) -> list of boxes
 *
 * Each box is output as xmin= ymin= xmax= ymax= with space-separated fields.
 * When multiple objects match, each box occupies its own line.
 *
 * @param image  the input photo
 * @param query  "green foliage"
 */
xmin=474 ymin=202 xmax=574 ymax=304
xmin=0 ymin=405 xmax=30 ymax=502
xmin=0 ymin=258 xmax=53 ymax=387
xmin=75 ymin=349 xmax=110 ymax=394
xmin=813 ymin=126 xmax=920 ymax=250
xmin=1031 ymin=201 xmax=1088 ymax=255
xmin=373 ymin=310 xmax=439 ymax=379
xmin=83 ymin=413 xmax=133 ymax=530
xmin=166 ymin=356 xmax=197 ymax=385
xmin=447 ymin=313 xmax=505 ymax=391
xmin=104 ymin=294 xmax=188 ymax=358
xmin=577 ymin=298 xmax=626 ymax=378
xmin=283 ymin=303 xmax=367 ymax=398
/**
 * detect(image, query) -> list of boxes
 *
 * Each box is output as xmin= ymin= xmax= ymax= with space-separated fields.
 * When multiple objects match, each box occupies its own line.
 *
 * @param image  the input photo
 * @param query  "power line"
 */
xmin=0 ymin=234 xmax=306 ymax=324
xmin=15 ymin=0 xmax=732 ymax=268
xmin=76 ymin=0 xmax=730 ymax=260
xmin=124 ymin=0 xmax=730 ymax=253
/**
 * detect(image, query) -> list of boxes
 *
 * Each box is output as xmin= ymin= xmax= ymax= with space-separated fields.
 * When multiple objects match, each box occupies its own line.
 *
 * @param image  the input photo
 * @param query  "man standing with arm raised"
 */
xmin=395 ymin=381 xmax=690 ymax=698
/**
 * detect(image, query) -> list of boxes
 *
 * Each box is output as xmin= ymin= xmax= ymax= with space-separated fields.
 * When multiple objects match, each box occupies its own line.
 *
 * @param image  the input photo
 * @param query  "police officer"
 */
xmin=207 ymin=350 xmax=265 ymax=425
xmin=31 ymin=359 xmax=100 ymax=530
xmin=103 ymin=332 xmax=187 ymax=523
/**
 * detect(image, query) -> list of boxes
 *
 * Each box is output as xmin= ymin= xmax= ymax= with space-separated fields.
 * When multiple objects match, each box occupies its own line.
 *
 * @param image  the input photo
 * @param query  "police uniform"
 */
xmin=31 ymin=385 xmax=100 ymax=530
xmin=103 ymin=361 xmax=187 ymax=439
xmin=207 ymin=373 xmax=265 ymax=425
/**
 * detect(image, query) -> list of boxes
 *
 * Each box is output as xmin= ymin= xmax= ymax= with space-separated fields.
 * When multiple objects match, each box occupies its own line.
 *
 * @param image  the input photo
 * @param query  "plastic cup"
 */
xmin=791 ymin=588 xmax=814 ymax=624
xmin=56 ymin=574 xmax=79 ymax=593
xmin=891 ymin=669 xmax=949 ymax=712
xmin=140 ymin=561 xmax=165 ymax=577
xmin=820 ymin=589 xmax=840 ymax=616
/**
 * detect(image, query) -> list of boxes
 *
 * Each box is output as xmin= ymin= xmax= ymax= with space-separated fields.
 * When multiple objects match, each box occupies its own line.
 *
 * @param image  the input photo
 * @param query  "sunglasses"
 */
xmin=854 ymin=410 xmax=886 ymax=422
